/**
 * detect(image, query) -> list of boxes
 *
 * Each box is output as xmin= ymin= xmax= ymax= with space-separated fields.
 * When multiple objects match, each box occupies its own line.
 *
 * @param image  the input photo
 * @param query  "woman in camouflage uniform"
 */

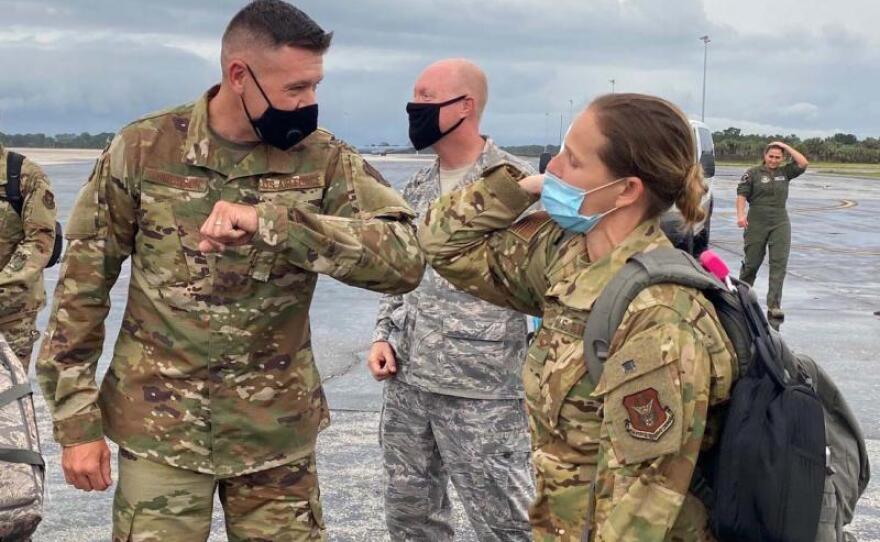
xmin=419 ymin=94 xmax=737 ymax=541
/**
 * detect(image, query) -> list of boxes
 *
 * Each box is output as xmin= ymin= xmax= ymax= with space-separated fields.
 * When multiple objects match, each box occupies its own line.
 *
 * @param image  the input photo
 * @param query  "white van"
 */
xmin=659 ymin=120 xmax=715 ymax=254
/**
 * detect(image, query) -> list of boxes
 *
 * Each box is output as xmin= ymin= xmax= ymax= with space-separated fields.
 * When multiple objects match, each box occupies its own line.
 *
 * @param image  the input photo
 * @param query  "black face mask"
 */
xmin=406 ymin=95 xmax=467 ymax=151
xmin=242 ymin=65 xmax=318 ymax=150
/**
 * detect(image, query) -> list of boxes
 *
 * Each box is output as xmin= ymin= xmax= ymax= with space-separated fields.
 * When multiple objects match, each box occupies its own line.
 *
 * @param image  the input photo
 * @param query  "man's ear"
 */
xmin=463 ymin=96 xmax=476 ymax=117
xmin=227 ymin=59 xmax=248 ymax=95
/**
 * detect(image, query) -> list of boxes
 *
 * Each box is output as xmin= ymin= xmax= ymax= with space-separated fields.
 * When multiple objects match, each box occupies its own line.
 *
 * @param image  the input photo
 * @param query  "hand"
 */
xmin=198 ymin=201 xmax=259 ymax=253
xmin=737 ymin=216 xmax=748 ymax=229
xmin=62 ymin=439 xmax=112 ymax=492
xmin=367 ymin=341 xmax=397 ymax=381
xmin=519 ymin=174 xmax=544 ymax=195
xmin=769 ymin=141 xmax=790 ymax=152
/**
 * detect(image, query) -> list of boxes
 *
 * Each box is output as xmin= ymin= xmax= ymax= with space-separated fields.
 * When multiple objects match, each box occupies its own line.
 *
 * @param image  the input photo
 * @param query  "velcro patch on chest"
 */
xmin=259 ymin=172 xmax=323 ymax=191
xmin=510 ymin=211 xmax=552 ymax=242
xmin=144 ymin=168 xmax=207 ymax=192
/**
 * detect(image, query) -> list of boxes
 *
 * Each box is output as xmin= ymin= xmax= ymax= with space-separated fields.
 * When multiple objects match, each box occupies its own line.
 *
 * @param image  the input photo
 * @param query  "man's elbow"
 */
xmin=386 ymin=251 xmax=425 ymax=295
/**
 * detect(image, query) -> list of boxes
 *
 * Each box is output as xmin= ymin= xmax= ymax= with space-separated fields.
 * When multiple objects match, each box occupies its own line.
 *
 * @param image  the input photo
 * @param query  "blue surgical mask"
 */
xmin=540 ymin=171 xmax=625 ymax=233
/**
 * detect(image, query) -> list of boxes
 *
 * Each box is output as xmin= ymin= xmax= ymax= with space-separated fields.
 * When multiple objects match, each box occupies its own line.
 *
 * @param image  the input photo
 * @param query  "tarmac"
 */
xmin=23 ymin=161 xmax=880 ymax=541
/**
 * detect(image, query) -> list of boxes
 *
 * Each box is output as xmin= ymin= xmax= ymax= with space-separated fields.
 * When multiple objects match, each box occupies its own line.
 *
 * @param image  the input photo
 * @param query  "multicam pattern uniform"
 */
xmin=373 ymin=139 xmax=535 ymax=540
xmin=0 ymin=146 xmax=57 ymax=367
xmin=419 ymin=164 xmax=737 ymax=541
xmin=37 ymin=85 xmax=422 ymax=484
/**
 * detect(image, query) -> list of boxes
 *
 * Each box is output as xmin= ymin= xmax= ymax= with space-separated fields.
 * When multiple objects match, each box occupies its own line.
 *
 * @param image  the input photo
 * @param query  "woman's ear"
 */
xmin=616 ymin=176 xmax=644 ymax=208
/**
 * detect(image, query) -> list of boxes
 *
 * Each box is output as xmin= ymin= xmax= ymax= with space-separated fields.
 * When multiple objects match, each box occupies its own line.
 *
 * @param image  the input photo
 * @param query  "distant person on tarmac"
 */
xmin=367 ymin=58 xmax=535 ymax=542
xmin=737 ymin=141 xmax=809 ymax=329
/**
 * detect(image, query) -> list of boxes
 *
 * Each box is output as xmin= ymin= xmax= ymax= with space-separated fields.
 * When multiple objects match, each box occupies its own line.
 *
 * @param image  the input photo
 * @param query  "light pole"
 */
xmin=568 ymin=99 xmax=574 ymax=125
xmin=609 ymin=79 xmax=616 ymax=94
xmin=700 ymin=35 xmax=710 ymax=122
xmin=544 ymin=112 xmax=550 ymax=150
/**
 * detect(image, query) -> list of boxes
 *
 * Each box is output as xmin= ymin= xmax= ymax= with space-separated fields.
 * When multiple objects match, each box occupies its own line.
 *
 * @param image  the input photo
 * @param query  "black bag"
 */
xmin=583 ymin=248 xmax=867 ymax=542
xmin=3 ymin=151 xmax=63 ymax=267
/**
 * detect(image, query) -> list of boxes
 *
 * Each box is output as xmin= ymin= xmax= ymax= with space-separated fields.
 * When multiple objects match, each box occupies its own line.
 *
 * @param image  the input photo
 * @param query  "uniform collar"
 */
xmin=547 ymin=219 xmax=673 ymax=310
xmin=182 ymin=85 xmax=307 ymax=181
xmin=429 ymin=136 xmax=494 ymax=179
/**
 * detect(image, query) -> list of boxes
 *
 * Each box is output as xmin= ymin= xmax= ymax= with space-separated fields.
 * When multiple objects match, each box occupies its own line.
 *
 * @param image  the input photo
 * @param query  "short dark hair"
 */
xmin=764 ymin=143 xmax=785 ymax=155
xmin=222 ymin=0 xmax=333 ymax=56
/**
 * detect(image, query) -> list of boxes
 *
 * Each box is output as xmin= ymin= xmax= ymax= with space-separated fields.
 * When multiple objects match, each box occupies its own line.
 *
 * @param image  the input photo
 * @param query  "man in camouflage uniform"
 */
xmin=737 ymin=141 xmax=809 ymax=329
xmin=36 ymin=2 xmax=423 ymax=541
xmin=0 ymin=145 xmax=57 ymax=368
xmin=366 ymin=59 xmax=534 ymax=541
xmin=418 ymin=163 xmax=736 ymax=539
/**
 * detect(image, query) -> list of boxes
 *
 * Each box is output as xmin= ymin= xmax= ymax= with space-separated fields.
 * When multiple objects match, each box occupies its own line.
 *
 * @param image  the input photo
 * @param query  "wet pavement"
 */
xmin=23 ymin=159 xmax=880 ymax=540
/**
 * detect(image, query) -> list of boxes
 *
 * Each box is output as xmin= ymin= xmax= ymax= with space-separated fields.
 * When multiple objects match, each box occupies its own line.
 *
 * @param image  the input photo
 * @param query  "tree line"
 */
xmin=712 ymin=128 xmax=880 ymax=164
xmin=0 ymin=132 xmax=114 ymax=149
xmin=3 ymin=129 xmax=879 ymax=164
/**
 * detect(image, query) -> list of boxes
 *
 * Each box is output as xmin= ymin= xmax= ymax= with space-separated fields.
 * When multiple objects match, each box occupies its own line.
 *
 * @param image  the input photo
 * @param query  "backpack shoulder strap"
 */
xmin=584 ymin=247 xmax=724 ymax=387
xmin=4 ymin=151 xmax=26 ymax=216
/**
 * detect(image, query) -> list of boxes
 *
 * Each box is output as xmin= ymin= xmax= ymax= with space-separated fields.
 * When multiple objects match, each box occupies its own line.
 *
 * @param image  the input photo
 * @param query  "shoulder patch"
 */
xmin=739 ymin=172 xmax=751 ymax=183
xmin=510 ymin=211 xmax=553 ymax=242
xmin=623 ymin=388 xmax=674 ymax=441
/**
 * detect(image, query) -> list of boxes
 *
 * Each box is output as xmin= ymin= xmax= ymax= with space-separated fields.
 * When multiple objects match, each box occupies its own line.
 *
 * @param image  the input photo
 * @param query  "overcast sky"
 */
xmin=0 ymin=0 xmax=877 ymax=146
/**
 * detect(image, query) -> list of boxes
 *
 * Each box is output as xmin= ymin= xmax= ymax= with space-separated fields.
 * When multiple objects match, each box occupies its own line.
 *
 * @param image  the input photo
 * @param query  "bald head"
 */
xmin=414 ymin=59 xmax=488 ymax=119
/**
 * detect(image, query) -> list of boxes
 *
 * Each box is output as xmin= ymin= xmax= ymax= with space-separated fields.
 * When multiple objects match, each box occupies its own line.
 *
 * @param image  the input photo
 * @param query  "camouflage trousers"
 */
xmin=112 ymin=449 xmax=325 ymax=542
xmin=0 ymin=313 xmax=39 ymax=372
xmin=380 ymin=379 xmax=534 ymax=541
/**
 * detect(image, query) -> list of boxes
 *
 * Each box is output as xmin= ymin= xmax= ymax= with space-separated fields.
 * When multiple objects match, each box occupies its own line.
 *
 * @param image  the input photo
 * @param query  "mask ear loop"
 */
xmin=245 ymin=64 xmax=275 ymax=108
xmin=436 ymin=95 xmax=469 ymax=138
xmin=583 ymin=177 xmax=629 ymax=223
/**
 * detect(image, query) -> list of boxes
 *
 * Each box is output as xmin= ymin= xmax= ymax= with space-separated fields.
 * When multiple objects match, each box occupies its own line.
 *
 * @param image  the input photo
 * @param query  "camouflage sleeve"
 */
xmin=783 ymin=160 xmax=807 ymax=180
xmin=0 ymin=160 xmax=56 ymax=311
xmin=591 ymin=302 xmax=714 ymax=541
xmin=736 ymin=168 xmax=753 ymax=199
xmin=372 ymin=172 xmax=423 ymax=342
xmin=36 ymin=136 xmax=137 ymax=447
xmin=253 ymin=146 xmax=424 ymax=296
xmin=418 ymin=163 xmax=555 ymax=317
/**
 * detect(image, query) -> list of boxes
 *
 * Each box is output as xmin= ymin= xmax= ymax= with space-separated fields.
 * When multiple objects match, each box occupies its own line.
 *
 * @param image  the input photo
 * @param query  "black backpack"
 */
xmin=2 ymin=151 xmax=63 ymax=267
xmin=582 ymin=248 xmax=869 ymax=542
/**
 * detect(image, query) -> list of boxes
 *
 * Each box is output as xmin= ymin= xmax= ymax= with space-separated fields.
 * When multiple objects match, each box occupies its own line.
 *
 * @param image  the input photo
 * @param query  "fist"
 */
xmin=367 ymin=341 xmax=397 ymax=381
xmin=519 ymin=174 xmax=545 ymax=196
xmin=199 ymin=201 xmax=259 ymax=252
xmin=62 ymin=439 xmax=112 ymax=492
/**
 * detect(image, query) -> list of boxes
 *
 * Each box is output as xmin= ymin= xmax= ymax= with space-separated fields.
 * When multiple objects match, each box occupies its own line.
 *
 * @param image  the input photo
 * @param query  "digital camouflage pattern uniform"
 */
xmin=737 ymin=161 xmax=806 ymax=320
xmin=0 ymin=145 xmax=57 ymax=368
xmin=419 ymin=164 xmax=737 ymax=541
xmin=36 ymin=87 xmax=424 ymax=541
xmin=373 ymin=139 xmax=535 ymax=541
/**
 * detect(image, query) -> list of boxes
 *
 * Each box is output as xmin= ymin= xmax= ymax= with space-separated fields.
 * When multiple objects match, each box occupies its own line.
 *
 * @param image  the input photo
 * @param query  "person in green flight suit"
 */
xmin=737 ymin=141 xmax=809 ymax=329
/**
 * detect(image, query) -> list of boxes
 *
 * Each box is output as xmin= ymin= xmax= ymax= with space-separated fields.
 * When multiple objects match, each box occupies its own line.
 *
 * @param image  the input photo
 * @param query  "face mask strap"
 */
xmin=438 ymin=94 xmax=467 ymax=107
xmin=438 ymin=117 xmax=466 ymax=139
xmin=245 ymin=64 xmax=275 ymax=109
xmin=585 ymin=176 xmax=627 ymax=195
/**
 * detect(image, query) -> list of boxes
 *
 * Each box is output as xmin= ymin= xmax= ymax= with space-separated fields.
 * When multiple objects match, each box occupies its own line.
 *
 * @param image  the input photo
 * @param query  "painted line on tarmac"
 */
xmin=712 ymin=238 xmax=880 ymax=257
xmin=710 ymin=240 xmax=880 ymax=314
xmin=714 ymin=199 xmax=858 ymax=217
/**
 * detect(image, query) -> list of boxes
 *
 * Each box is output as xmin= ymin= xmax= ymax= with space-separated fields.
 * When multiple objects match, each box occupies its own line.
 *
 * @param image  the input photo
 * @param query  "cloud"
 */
xmin=0 ymin=0 xmax=876 ymax=143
